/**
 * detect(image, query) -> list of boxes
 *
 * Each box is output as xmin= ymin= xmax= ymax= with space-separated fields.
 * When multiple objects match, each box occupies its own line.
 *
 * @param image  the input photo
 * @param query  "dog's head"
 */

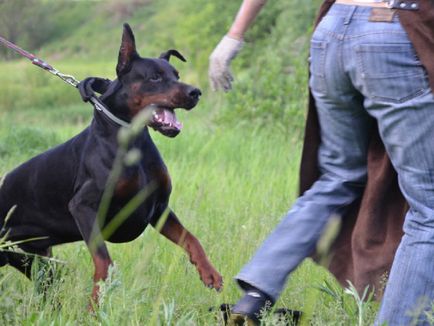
xmin=114 ymin=23 xmax=201 ymax=137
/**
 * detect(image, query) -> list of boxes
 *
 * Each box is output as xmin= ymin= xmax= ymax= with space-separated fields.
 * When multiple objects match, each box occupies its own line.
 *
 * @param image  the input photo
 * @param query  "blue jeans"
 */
xmin=236 ymin=5 xmax=434 ymax=325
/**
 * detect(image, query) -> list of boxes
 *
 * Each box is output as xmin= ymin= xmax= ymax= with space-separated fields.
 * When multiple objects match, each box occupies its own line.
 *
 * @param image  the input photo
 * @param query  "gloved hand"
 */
xmin=77 ymin=77 xmax=112 ymax=102
xmin=209 ymin=35 xmax=243 ymax=92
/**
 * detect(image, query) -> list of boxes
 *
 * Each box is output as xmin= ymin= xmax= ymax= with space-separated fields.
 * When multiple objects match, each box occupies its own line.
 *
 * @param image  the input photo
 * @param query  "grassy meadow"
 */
xmin=0 ymin=0 xmax=381 ymax=325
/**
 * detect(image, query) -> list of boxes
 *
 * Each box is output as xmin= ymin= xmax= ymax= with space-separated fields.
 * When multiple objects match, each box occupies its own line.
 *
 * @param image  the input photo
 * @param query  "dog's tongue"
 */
xmin=153 ymin=108 xmax=183 ymax=130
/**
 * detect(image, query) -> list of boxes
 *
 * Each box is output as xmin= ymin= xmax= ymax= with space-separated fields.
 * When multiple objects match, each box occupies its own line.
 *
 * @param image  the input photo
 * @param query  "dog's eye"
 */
xmin=149 ymin=75 xmax=162 ymax=83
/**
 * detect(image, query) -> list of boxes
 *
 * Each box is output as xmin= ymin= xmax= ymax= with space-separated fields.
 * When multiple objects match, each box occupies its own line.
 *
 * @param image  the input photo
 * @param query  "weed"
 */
xmin=316 ymin=279 xmax=376 ymax=326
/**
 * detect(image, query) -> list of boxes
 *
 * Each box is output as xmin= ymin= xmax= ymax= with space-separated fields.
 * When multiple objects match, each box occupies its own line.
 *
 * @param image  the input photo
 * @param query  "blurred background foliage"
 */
xmin=0 ymin=0 xmax=321 ymax=136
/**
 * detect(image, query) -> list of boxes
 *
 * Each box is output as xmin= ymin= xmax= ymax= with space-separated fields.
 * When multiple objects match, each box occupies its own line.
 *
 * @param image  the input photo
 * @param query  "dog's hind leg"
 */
xmin=7 ymin=247 xmax=62 ymax=306
xmin=6 ymin=246 xmax=52 ymax=280
xmin=0 ymin=249 xmax=8 ymax=267
xmin=154 ymin=210 xmax=223 ymax=290
xmin=6 ymin=251 xmax=34 ymax=278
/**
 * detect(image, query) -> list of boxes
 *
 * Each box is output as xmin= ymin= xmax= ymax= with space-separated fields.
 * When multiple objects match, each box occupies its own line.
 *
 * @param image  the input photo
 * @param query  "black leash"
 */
xmin=0 ymin=35 xmax=130 ymax=128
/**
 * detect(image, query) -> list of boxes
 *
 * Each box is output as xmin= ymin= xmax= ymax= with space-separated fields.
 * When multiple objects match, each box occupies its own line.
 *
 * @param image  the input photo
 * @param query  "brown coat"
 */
xmin=301 ymin=0 xmax=434 ymax=298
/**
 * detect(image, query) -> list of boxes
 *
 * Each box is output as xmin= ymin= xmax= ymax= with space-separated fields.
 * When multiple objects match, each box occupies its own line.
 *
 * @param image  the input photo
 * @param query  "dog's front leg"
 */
xmin=88 ymin=242 xmax=112 ymax=303
xmin=69 ymin=196 xmax=113 ymax=307
xmin=76 ymin=212 xmax=112 ymax=306
xmin=155 ymin=210 xmax=223 ymax=290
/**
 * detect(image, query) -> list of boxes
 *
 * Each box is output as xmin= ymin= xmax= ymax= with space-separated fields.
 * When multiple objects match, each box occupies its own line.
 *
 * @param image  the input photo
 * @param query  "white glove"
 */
xmin=209 ymin=35 xmax=244 ymax=92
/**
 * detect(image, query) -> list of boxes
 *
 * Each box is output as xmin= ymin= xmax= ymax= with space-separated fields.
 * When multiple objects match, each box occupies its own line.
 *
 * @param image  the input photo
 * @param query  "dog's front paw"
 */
xmin=198 ymin=264 xmax=223 ymax=291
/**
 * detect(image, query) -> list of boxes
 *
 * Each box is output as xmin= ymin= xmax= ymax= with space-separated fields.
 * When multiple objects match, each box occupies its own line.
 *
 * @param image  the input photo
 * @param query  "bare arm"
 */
xmin=228 ymin=0 xmax=268 ymax=40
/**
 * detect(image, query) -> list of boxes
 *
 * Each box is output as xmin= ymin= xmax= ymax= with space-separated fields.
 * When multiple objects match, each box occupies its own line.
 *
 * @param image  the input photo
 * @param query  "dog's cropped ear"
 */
xmin=117 ymin=23 xmax=139 ymax=76
xmin=159 ymin=49 xmax=187 ymax=63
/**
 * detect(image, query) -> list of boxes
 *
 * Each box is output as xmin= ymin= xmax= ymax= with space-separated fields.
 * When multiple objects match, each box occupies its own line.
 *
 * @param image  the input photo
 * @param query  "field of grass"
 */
xmin=0 ymin=0 xmax=384 ymax=325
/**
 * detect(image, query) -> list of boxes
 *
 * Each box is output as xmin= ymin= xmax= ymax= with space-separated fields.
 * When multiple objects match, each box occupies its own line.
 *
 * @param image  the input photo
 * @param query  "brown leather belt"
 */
xmin=335 ymin=0 xmax=419 ymax=10
xmin=335 ymin=0 xmax=390 ymax=8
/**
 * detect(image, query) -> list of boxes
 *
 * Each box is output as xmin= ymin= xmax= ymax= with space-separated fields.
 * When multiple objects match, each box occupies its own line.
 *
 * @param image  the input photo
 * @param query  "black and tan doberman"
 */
xmin=0 ymin=23 xmax=222 ymax=304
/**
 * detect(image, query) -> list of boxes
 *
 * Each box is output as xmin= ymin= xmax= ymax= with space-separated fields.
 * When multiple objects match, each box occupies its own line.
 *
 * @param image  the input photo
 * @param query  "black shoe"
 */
xmin=229 ymin=288 xmax=274 ymax=325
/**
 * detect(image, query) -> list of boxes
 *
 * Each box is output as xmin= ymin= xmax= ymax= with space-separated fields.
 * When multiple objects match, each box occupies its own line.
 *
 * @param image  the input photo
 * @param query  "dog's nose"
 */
xmin=188 ymin=88 xmax=202 ymax=100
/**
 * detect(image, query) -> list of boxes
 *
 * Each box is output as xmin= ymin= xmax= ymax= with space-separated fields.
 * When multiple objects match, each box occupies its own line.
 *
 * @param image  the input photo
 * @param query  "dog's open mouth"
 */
xmin=149 ymin=107 xmax=183 ymax=137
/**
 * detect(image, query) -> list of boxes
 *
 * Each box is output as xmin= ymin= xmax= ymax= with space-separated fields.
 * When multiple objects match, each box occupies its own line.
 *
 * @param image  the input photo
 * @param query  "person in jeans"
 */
xmin=209 ymin=0 xmax=434 ymax=324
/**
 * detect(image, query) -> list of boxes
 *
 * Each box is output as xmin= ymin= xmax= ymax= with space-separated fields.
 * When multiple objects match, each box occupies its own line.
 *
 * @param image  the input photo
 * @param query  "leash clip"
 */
xmin=55 ymin=72 xmax=80 ymax=88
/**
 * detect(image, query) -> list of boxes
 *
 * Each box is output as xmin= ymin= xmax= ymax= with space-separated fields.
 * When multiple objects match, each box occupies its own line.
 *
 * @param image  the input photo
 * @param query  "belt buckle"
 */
xmin=386 ymin=0 xmax=419 ymax=10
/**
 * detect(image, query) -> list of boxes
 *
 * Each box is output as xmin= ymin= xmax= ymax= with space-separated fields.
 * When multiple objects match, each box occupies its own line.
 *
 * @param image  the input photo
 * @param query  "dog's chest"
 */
xmin=113 ymin=162 xmax=171 ymax=198
xmin=105 ymin=164 xmax=171 ymax=243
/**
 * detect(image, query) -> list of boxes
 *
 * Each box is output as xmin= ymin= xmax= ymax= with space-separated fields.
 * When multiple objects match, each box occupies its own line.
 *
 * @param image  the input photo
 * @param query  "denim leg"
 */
xmin=235 ymin=175 xmax=367 ymax=300
xmin=236 ymin=20 xmax=373 ymax=300
xmin=368 ymin=91 xmax=434 ymax=325
xmin=350 ymin=21 xmax=434 ymax=324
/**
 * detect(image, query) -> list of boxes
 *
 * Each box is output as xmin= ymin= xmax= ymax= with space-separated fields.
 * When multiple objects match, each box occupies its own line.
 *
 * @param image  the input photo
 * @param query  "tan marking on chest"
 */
xmin=114 ymin=174 xmax=140 ymax=198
